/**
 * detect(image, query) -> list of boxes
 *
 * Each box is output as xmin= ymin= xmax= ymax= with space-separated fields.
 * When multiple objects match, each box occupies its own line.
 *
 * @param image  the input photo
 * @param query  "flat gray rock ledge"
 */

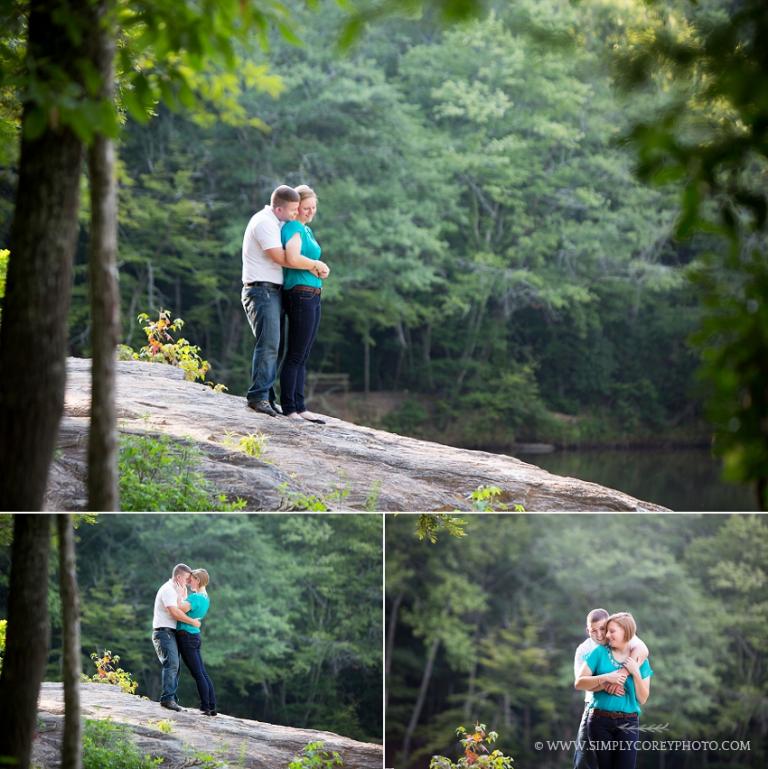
xmin=35 ymin=682 xmax=382 ymax=769
xmin=48 ymin=357 xmax=669 ymax=511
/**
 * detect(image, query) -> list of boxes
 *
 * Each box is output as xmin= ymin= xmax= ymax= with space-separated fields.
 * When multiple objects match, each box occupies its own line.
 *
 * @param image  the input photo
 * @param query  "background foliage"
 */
xmin=0 ymin=514 xmax=383 ymax=743
xmin=385 ymin=513 xmax=768 ymax=769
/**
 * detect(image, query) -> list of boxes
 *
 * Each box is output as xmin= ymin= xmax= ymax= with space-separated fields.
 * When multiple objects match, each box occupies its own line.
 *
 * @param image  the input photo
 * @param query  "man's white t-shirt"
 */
xmin=242 ymin=205 xmax=284 ymax=285
xmin=152 ymin=579 xmax=179 ymax=629
xmin=574 ymin=637 xmax=598 ymax=703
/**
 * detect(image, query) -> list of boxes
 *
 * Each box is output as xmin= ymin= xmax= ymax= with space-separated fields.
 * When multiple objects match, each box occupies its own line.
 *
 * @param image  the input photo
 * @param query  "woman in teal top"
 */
xmin=279 ymin=184 xmax=326 ymax=424
xmin=575 ymin=612 xmax=653 ymax=769
xmin=176 ymin=568 xmax=217 ymax=715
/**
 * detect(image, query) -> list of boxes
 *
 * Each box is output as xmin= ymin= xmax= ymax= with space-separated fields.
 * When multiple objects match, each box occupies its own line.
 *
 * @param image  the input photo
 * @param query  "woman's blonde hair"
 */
xmin=295 ymin=184 xmax=317 ymax=202
xmin=191 ymin=568 xmax=209 ymax=596
xmin=606 ymin=611 xmax=636 ymax=644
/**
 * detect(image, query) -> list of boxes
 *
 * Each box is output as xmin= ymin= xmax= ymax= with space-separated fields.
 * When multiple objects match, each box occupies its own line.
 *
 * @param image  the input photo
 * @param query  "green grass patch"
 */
xmin=119 ymin=434 xmax=245 ymax=511
xmin=83 ymin=719 xmax=163 ymax=769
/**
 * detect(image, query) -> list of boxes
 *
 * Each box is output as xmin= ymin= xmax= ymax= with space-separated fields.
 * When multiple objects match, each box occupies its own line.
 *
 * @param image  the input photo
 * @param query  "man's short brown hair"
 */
xmin=172 ymin=563 xmax=192 ymax=578
xmin=587 ymin=608 xmax=609 ymax=624
xmin=271 ymin=185 xmax=300 ymax=207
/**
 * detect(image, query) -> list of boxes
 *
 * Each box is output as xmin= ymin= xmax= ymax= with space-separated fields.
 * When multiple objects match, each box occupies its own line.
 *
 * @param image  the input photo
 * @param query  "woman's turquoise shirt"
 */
xmin=177 ymin=592 xmax=209 ymax=635
xmin=281 ymin=220 xmax=323 ymax=290
xmin=585 ymin=644 xmax=653 ymax=714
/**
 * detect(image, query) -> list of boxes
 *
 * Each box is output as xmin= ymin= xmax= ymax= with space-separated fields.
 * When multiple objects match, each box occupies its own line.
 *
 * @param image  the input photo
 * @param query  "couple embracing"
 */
xmin=241 ymin=184 xmax=328 ymax=423
xmin=573 ymin=608 xmax=654 ymax=769
xmin=152 ymin=563 xmax=216 ymax=716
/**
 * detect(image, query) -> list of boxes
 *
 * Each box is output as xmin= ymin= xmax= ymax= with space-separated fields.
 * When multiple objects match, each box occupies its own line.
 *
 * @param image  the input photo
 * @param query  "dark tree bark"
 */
xmin=0 ymin=1 xmax=90 ymax=510
xmin=363 ymin=333 xmax=371 ymax=395
xmin=400 ymin=635 xmax=440 ymax=765
xmin=58 ymin=514 xmax=82 ymax=769
xmin=0 ymin=515 xmax=52 ymax=769
xmin=384 ymin=589 xmax=404 ymax=713
xmin=87 ymin=0 xmax=120 ymax=512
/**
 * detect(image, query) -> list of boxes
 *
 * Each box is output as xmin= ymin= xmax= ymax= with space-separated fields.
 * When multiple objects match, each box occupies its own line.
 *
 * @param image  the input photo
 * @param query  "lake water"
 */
xmin=511 ymin=447 xmax=759 ymax=511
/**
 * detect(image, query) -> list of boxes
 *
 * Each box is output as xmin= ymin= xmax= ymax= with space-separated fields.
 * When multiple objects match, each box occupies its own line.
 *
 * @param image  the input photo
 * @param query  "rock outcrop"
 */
xmin=35 ymin=682 xmax=382 ymax=769
xmin=48 ymin=357 xmax=668 ymax=511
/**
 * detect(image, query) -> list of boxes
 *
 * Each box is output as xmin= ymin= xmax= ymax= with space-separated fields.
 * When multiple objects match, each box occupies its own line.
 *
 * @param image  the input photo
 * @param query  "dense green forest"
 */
xmin=0 ymin=0 xmax=720 ymax=450
xmin=0 ymin=514 xmax=383 ymax=742
xmin=385 ymin=513 xmax=768 ymax=768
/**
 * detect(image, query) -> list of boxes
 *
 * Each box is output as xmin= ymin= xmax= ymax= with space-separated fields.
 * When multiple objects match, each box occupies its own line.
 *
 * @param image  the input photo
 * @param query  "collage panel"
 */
xmin=385 ymin=513 xmax=766 ymax=769
xmin=0 ymin=513 xmax=383 ymax=769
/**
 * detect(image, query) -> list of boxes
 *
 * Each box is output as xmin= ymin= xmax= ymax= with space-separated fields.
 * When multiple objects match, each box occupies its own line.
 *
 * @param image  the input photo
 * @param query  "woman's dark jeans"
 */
xmin=588 ymin=712 xmax=639 ymax=769
xmin=280 ymin=288 xmax=321 ymax=415
xmin=176 ymin=631 xmax=216 ymax=711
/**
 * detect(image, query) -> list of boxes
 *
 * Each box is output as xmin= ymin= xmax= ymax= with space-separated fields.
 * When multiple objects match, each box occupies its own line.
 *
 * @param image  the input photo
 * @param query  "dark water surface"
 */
xmin=511 ymin=447 xmax=758 ymax=511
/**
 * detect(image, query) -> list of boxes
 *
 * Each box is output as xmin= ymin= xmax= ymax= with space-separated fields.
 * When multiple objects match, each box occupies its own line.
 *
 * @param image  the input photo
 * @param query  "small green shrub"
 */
xmin=87 ymin=650 xmax=138 ymax=695
xmin=188 ymin=751 xmax=223 ymax=768
xmin=147 ymin=719 xmax=172 ymax=734
xmin=125 ymin=310 xmax=227 ymax=390
xmin=237 ymin=432 xmax=268 ymax=459
xmin=83 ymin=718 xmax=163 ymax=769
xmin=288 ymin=741 xmax=343 ymax=769
xmin=363 ymin=480 xmax=382 ymax=511
xmin=278 ymin=482 xmax=350 ymax=511
xmin=430 ymin=723 xmax=514 ymax=769
xmin=116 ymin=344 xmax=136 ymax=361
xmin=119 ymin=434 xmax=246 ymax=511
xmin=468 ymin=485 xmax=525 ymax=512
xmin=136 ymin=310 xmax=210 ymax=382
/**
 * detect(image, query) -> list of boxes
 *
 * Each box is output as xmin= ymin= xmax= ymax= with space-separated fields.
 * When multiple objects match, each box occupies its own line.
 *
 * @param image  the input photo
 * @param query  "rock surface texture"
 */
xmin=35 ymin=682 xmax=382 ymax=769
xmin=48 ymin=358 xmax=669 ymax=511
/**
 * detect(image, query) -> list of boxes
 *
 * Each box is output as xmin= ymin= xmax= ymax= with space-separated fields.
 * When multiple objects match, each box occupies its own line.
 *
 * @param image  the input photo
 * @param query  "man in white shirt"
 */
xmin=241 ymin=185 xmax=330 ymax=417
xmin=151 ymin=563 xmax=199 ymax=711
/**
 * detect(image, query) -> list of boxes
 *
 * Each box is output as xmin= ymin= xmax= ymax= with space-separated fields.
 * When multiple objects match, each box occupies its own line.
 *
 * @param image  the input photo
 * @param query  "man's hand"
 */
xmin=190 ymin=618 xmax=201 ymax=628
xmin=604 ymin=682 xmax=626 ymax=696
xmin=602 ymin=669 xmax=626 ymax=685
xmin=311 ymin=261 xmax=330 ymax=279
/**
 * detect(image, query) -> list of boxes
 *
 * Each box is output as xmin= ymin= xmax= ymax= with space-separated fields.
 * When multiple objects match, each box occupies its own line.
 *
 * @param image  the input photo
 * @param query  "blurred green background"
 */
xmin=385 ymin=513 xmax=767 ymax=768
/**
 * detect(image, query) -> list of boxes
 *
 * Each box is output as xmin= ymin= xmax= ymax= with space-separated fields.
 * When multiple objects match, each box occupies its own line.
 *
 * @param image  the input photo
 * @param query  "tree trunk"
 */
xmin=87 ymin=0 xmax=120 ymax=511
xmin=0 ymin=514 xmax=52 ymax=769
xmin=422 ymin=323 xmax=434 ymax=390
xmin=400 ymin=635 xmax=440 ymax=765
xmin=58 ymin=514 xmax=82 ymax=769
xmin=147 ymin=260 xmax=155 ymax=310
xmin=0 ymin=1 xmax=90 ymax=510
xmin=384 ymin=590 xmax=404 ymax=713
xmin=363 ymin=332 xmax=371 ymax=396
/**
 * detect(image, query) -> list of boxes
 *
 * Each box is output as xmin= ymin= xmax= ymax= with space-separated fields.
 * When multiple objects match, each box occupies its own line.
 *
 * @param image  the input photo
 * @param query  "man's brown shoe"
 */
xmin=247 ymin=400 xmax=279 ymax=417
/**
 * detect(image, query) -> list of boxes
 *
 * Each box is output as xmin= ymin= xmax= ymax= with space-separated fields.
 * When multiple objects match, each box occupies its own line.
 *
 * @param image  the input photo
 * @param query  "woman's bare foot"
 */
xmin=299 ymin=411 xmax=325 ymax=424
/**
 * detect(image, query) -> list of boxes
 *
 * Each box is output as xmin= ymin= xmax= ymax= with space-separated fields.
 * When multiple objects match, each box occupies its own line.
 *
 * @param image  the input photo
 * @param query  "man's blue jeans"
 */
xmin=574 ymin=704 xmax=597 ymax=769
xmin=152 ymin=628 xmax=180 ymax=703
xmin=242 ymin=283 xmax=282 ymax=403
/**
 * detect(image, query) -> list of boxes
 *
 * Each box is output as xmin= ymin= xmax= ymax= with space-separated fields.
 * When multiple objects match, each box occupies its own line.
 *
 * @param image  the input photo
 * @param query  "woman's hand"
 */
xmin=602 ymin=669 xmax=626 ymax=685
xmin=623 ymin=657 xmax=641 ymax=677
